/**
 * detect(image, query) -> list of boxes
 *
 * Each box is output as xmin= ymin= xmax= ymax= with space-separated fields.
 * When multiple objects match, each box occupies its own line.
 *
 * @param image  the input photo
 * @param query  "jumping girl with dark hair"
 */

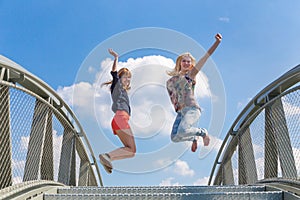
xmin=99 ymin=48 xmax=136 ymax=174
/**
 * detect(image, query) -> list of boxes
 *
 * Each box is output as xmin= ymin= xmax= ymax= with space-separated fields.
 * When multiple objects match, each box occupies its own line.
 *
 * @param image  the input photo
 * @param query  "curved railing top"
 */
xmin=0 ymin=54 xmax=102 ymax=186
xmin=0 ymin=54 xmax=71 ymax=115
xmin=0 ymin=55 xmax=31 ymax=73
xmin=233 ymin=64 xmax=300 ymax=132
xmin=209 ymin=64 xmax=300 ymax=185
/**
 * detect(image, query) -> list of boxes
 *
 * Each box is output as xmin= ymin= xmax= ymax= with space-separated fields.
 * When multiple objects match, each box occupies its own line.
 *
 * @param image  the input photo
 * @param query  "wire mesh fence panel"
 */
xmin=248 ymin=110 xmax=266 ymax=181
xmin=0 ymin=82 xmax=100 ymax=187
xmin=9 ymin=87 xmax=36 ymax=184
xmin=215 ymin=87 xmax=300 ymax=185
xmin=282 ymin=90 xmax=300 ymax=179
xmin=0 ymin=85 xmax=12 ymax=188
xmin=0 ymin=58 xmax=102 ymax=189
xmin=231 ymin=149 xmax=239 ymax=185
xmin=49 ymin=114 xmax=64 ymax=182
xmin=281 ymin=91 xmax=300 ymax=178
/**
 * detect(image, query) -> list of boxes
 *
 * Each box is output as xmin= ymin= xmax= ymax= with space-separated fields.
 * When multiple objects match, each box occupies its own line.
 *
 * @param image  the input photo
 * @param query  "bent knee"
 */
xmin=131 ymin=146 xmax=136 ymax=154
xmin=128 ymin=149 xmax=136 ymax=158
xmin=127 ymin=145 xmax=136 ymax=156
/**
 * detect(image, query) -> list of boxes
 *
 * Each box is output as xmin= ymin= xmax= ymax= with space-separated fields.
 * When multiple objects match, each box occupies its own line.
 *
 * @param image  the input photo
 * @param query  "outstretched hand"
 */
xmin=215 ymin=33 xmax=222 ymax=42
xmin=108 ymin=48 xmax=118 ymax=58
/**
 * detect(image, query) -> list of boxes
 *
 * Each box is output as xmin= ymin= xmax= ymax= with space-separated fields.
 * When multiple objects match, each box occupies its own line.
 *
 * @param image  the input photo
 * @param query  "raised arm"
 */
xmin=190 ymin=33 xmax=222 ymax=79
xmin=108 ymin=48 xmax=119 ymax=72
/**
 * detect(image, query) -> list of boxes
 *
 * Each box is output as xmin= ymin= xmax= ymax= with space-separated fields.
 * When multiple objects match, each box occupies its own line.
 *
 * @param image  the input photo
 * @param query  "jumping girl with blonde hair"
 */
xmin=166 ymin=33 xmax=222 ymax=152
xmin=99 ymin=48 xmax=136 ymax=173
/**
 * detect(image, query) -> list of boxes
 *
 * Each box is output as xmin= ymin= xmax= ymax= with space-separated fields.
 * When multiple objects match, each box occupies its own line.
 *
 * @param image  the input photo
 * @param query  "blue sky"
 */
xmin=1 ymin=0 xmax=300 ymax=186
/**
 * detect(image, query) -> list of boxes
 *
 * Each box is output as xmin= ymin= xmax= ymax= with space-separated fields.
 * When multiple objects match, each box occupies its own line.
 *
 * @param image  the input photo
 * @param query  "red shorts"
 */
xmin=111 ymin=110 xmax=130 ymax=135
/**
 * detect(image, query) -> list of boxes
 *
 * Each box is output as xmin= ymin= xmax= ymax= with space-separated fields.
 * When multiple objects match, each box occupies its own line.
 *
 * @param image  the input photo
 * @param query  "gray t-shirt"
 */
xmin=110 ymin=71 xmax=131 ymax=115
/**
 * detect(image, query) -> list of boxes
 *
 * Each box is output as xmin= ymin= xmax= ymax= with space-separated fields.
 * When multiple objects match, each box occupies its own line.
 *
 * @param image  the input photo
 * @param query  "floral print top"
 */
xmin=166 ymin=71 xmax=200 ymax=112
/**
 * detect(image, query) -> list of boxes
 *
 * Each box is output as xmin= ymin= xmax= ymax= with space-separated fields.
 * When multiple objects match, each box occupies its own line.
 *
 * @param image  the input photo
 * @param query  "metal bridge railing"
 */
xmin=0 ymin=55 xmax=103 ymax=190
xmin=209 ymin=64 xmax=300 ymax=186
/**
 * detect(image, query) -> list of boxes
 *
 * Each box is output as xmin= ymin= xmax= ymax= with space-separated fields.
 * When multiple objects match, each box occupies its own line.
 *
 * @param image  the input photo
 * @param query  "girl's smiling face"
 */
xmin=180 ymin=55 xmax=192 ymax=73
xmin=121 ymin=74 xmax=131 ymax=87
xmin=117 ymin=68 xmax=132 ymax=90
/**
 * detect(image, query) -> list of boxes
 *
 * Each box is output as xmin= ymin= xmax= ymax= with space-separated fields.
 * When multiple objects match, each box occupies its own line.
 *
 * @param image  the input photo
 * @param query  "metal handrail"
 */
xmin=0 ymin=55 xmax=102 ymax=186
xmin=208 ymin=64 xmax=300 ymax=185
xmin=0 ymin=180 xmax=65 ymax=199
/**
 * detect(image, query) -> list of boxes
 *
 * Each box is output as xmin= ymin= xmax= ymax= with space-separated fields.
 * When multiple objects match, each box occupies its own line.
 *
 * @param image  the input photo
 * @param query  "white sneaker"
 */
xmin=99 ymin=154 xmax=113 ymax=174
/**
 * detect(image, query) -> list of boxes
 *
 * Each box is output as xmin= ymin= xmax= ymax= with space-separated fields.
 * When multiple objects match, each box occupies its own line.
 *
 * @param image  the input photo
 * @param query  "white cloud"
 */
xmin=198 ymin=135 xmax=224 ymax=158
xmin=159 ymin=177 xmax=181 ymax=186
xmin=13 ymin=176 xmax=23 ymax=184
xmin=195 ymin=71 xmax=211 ymax=98
xmin=56 ymin=55 xmax=221 ymax=174
xmin=218 ymin=17 xmax=230 ymax=23
xmin=12 ymin=159 xmax=26 ymax=183
xmin=293 ymin=147 xmax=300 ymax=175
xmin=13 ymin=159 xmax=25 ymax=169
xmin=57 ymin=81 xmax=99 ymax=117
xmin=57 ymin=55 xmax=214 ymax=137
xmin=88 ymin=66 xmax=96 ymax=73
xmin=13 ymin=130 xmax=63 ymax=183
xmin=173 ymin=160 xmax=195 ymax=176
xmin=154 ymin=157 xmax=174 ymax=168
xmin=56 ymin=82 xmax=88 ymax=106
xmin=282 ymin=96 xmax=300 ymax=116
xmin=156 ymin=159 xmax=195 ymax=185
xmin=208 ymin=135 xmax=223 ymax=152
xmin=193 ymin=176 xmax=210 ymax=185
xmin=52 ymin=130 xmax=63 ymax=181
xmin=20 ymin=136 xmax=29 ymax=151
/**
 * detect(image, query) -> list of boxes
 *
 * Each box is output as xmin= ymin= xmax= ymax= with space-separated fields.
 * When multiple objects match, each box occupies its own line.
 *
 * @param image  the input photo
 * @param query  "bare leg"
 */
xmin=203 ymin=134 xmax=210 ymax=146
xmin=108 ymin=128 xmax=136 ymax=161
xmin=191 ymin=139 xmax=197 ymax=152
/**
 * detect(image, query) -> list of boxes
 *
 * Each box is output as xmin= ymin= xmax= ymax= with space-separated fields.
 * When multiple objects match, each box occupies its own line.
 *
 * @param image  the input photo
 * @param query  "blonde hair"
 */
xmin=101 ymin=68 xmax=132 ymax=91
xmin=167 ymin=52 xmax=196 ymax=76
